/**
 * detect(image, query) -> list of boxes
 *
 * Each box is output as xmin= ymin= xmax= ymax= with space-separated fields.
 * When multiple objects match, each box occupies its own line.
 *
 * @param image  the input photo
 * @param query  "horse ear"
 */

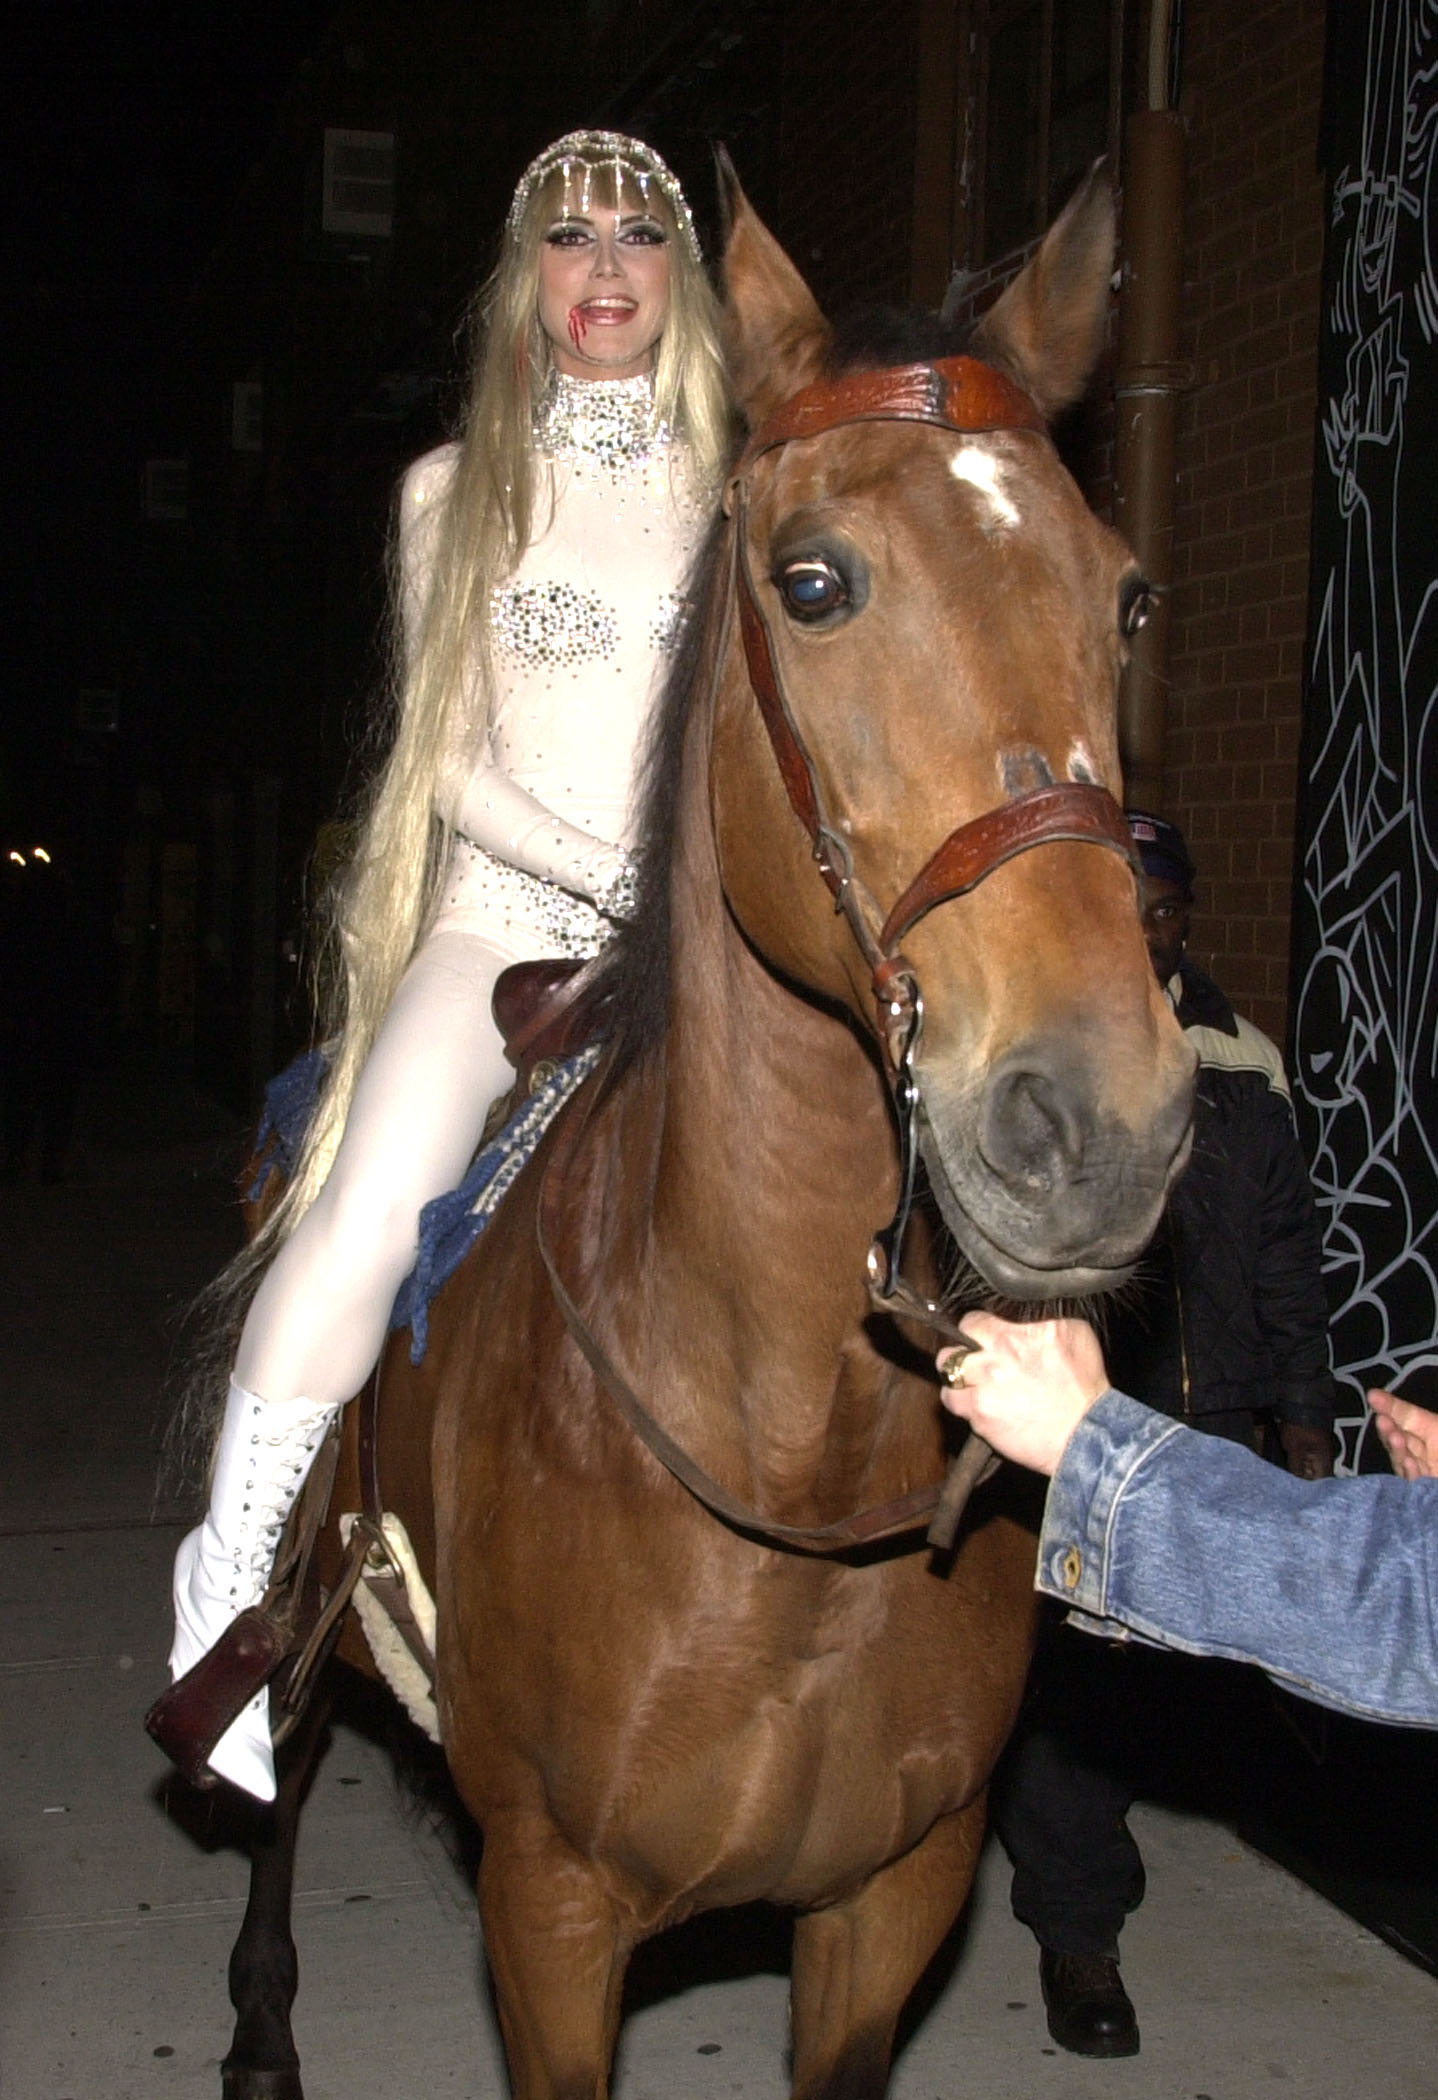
xmin=970 ymin=163 xmax=1116 ymax=420
xmin=717 ymin=148 xmax=832 ymax=429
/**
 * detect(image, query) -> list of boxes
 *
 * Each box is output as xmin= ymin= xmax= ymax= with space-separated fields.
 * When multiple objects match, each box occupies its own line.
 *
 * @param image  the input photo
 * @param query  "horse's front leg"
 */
xmin=221 ymin=1676 xmax=333 ymax=2100
xmin=789 ymin=1798 xmax=988 ymax=2100
xmin=478 ymin=1814 xmax=634 ymax=2100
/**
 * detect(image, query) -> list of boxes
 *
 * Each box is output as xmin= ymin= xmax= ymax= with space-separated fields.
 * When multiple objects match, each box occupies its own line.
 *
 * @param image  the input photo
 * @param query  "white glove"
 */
xmin=588 ymin=846 xmax=641 ymax=923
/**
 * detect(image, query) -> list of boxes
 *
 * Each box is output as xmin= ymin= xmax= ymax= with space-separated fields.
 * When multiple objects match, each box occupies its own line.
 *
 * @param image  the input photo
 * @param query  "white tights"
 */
xmin=235 ymin=929 xmax=520 ymax=1408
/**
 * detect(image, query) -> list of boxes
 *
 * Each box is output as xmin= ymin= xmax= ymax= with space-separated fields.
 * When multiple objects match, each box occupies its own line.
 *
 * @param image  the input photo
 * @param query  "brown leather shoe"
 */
xmin=1039 ymin=1948 xmax=1140 ymax=2057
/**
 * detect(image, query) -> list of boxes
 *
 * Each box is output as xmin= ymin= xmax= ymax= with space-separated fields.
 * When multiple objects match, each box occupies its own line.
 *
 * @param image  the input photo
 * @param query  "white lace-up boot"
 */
xmin=168 ymin=1379 xmax=338 ymax=1801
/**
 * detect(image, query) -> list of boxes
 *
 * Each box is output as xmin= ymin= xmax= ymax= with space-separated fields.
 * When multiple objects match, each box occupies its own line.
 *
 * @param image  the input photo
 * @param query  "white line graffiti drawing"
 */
xmin=1294 ymin=1 xmax=1438 ymax=1469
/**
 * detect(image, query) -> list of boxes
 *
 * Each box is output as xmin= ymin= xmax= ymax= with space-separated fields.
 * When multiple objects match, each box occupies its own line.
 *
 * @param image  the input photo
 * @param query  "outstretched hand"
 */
xmin=937 ymin=1313 xmax=1110 ymax=1476
xmin=1368 ymin=1388 xmax=1438 ymax=1480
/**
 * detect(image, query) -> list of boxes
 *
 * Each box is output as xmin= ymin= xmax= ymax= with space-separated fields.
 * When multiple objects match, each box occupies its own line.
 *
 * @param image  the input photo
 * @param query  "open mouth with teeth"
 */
xmin=568 ymin=297 xmax=640 ymax=344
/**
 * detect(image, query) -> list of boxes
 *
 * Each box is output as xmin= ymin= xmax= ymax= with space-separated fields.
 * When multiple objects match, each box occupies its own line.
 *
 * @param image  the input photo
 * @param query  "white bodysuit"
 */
xmin=235 ymin=374 xmax=706 ymax=1409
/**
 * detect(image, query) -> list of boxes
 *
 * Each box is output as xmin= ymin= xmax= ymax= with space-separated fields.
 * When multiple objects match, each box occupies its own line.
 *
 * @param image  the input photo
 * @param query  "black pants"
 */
xmin=996 ymin=1411 xmax=1261 ymax=1957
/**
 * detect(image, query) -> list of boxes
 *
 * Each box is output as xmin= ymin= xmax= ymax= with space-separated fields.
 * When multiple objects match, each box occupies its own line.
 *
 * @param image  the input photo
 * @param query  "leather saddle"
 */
xmin=491 ymin=953 xmax=612 ymax=1097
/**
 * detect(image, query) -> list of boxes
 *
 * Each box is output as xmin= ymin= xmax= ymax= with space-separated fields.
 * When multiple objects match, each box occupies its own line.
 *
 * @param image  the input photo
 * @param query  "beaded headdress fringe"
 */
xmin=507 ymin=130 xmax=701 ymax=261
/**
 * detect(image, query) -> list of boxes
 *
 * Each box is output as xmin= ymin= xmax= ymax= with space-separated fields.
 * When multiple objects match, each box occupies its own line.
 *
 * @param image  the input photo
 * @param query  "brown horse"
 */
xmin=221 ymin=171 xmax=1195 ymax=2100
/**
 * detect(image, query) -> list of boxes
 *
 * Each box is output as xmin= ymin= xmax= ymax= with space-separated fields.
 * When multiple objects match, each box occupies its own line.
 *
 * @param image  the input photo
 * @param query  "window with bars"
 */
xmin=971 ymin=0 xmax=1120 ymax=265
xmin=322 ymin=128 xmax=396 ymax=238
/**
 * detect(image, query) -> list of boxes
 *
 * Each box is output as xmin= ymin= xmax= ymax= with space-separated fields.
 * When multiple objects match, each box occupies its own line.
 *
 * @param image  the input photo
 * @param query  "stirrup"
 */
xmin=144 ymin=1607 xmax=293 ymax=1789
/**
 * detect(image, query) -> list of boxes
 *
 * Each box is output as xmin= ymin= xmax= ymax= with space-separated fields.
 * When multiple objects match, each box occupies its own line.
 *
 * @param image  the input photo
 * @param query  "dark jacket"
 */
xmin=1105 ymin=962 xmax=1338 ymax=1432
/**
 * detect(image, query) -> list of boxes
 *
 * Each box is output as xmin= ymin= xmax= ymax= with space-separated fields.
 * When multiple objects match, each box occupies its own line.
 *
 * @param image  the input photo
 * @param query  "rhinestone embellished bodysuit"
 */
xmin=402 ymin=373 xmax=707 ymax=961
xmin=214 ymin=374 xmax=709 ymax=1482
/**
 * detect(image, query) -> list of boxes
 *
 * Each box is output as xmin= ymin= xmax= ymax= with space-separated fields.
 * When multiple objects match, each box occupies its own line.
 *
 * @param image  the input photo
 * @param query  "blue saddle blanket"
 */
xmin=252 ymin=1044 xmax=602 ymax=1364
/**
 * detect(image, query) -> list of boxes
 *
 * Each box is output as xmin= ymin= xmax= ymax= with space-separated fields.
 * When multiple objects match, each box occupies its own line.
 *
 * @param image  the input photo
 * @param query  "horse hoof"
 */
xmin=221 ymin=2066 xmax=304 ymax=2100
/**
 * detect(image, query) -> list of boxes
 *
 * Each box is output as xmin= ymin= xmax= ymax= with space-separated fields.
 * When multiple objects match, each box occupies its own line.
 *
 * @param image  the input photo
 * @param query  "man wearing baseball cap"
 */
xmin=994 ymin=810 xmax=1338 ymax=2058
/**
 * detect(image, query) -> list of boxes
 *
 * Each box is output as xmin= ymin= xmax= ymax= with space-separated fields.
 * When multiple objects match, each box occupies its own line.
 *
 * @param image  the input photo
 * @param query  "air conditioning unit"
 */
xmin=322 ymin=128 xmax=395 ymax=238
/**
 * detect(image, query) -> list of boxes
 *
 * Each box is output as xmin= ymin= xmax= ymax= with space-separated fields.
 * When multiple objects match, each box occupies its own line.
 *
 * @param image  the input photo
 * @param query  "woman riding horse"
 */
xmin=161 ymin=132 xmax=730 ymax=1801
xmin=205 ymin=164 xmax=1202 ymax=2100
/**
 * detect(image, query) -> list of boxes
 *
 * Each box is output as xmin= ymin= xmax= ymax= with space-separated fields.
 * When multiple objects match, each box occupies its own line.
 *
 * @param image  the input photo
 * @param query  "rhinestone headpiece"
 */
xmin=506 ymin=130 xmax=701 ymax=262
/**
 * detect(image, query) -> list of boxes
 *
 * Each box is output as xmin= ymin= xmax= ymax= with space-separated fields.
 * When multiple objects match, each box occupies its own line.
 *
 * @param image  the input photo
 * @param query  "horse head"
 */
xmin=710 ymin=169 xmax=1196 ymax=1300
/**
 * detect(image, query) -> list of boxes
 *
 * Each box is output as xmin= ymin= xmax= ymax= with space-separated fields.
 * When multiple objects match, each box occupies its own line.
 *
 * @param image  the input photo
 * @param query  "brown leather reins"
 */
xmin=537 ymin=1099 xmax=960 ymax=1554
xmin=538 ymin=356 xmax=1140 ymax=1556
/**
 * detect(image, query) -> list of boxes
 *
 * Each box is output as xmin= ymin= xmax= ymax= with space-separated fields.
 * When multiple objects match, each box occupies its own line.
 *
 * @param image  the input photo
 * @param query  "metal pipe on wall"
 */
xmin=1114 ymin=50 xmax=1188 ymax=810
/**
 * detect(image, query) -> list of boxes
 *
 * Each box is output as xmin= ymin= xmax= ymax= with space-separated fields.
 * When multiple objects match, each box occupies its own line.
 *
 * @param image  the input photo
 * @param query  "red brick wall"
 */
xmin=1162 ymin=0 xmax=1327 ymax=1044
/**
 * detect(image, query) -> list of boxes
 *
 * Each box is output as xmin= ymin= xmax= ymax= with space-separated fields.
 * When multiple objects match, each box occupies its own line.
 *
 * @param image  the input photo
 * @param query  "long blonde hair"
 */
xmin=255 ymin=140 xmax=730 ymax=1261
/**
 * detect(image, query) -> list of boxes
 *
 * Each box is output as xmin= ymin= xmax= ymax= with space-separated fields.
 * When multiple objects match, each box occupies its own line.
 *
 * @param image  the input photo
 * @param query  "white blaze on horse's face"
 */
xmin=948 ymin=443 xmax=1021 ymax=529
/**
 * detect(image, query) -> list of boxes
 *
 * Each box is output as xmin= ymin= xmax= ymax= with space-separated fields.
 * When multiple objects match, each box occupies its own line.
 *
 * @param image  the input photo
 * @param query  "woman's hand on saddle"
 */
xmin=937 ymin=1313 xmax=1110 ymax=1476
xmin=1368 ymin=1387 xmax=1438 ymax=1480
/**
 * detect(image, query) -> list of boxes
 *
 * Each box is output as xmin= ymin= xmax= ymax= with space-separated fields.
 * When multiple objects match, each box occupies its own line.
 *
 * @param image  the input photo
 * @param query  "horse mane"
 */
xmin=595 ymin=304 xmax=978 ymax=1085
xmin=827 ymin=304 xmax=977 ymax=370
xmin=592 ymin=504 xmax=731 ymax=1084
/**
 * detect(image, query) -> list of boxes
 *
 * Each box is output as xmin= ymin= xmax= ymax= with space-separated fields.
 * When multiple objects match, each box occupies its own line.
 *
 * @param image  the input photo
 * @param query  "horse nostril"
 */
xmin=980 ymin=1059 xmax=1084 ymax=1195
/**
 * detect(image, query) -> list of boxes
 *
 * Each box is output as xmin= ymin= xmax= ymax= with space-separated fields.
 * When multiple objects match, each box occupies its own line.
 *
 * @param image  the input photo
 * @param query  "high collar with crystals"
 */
xmin=533 ymin=371 xmax=671 ymax=470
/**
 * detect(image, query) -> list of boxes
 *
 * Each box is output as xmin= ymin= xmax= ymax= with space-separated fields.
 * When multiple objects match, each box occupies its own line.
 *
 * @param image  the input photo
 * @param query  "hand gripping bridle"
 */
xmin=538 ymin=355 xmax=1139 ymax=1557
xmin=726 ymin=356 xmax=1139 ymax=1344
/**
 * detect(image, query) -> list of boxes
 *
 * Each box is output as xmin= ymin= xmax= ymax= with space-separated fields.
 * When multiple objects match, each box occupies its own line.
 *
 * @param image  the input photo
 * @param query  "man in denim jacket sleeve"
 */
xmin=941 ymin=1314 xmax=1438 ymax=1730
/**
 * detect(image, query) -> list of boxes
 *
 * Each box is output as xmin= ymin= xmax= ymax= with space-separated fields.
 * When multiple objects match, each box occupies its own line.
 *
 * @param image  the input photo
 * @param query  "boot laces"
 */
xmin=227 ymin=1404 xmax=329 ymax=1598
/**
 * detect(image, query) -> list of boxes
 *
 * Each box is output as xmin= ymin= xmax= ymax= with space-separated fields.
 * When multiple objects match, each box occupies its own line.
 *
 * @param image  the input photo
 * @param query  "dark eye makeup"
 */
xmin=542 ymin=218 xmax=668 ymax=248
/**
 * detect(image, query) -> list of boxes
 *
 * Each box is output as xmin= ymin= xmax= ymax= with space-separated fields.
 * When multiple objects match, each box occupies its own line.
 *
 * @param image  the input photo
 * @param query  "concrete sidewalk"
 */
xmin=3 ymin=1065 xmax=1435 ymax=2099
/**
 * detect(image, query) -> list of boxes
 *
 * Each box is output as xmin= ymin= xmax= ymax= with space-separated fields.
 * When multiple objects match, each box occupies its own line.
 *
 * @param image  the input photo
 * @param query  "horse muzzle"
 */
xmin=917 ymin=1032 xmax=1196 ymax=1300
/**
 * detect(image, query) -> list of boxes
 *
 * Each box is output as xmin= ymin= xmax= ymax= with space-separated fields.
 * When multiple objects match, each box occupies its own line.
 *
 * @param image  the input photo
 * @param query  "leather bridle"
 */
xmin=536 ymin=354 xmax=1141 ymax=1559
xmin=725 ymin=355 xmax=1139 ymax=1331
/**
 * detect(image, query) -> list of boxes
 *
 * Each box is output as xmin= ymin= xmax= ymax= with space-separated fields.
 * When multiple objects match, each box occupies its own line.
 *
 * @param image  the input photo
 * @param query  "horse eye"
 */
xmin=1120 ymin=577 xmax=1156 ymax=638
xmin=777 ymin=559 xmax=849 ymax=621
